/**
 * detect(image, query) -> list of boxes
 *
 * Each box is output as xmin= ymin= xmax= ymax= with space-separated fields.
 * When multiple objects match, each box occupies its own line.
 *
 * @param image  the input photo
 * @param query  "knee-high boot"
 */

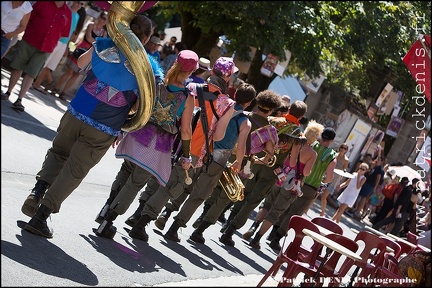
xmin=220 ymin=209 xmax=237 ymax=232
xmin=125 ymin=199 xmax=146 ymax=227
xmin=242 ymin=221 xmax=261 ymax=241
xmin=267 ymin=225 xmax=280 ymax=241
xmin=190 ymin=221 xmax=212 ymax=244
xmin=192 ymin=203 xmax=211 ymax=229
xmin=95 ymin=189 xmax=119 ymax=224
xmin=219 ymin=224 xmax=237 ymax=247
xmin=95 ymin=209 xmax=118 ymax=239
xmin=268 ymin=230 xmax=284 ymax=252
xmin=154 ymin=207 xmax=172 ymax=230
xmin=129 ymin=214 xmax=152 ymax=242
xmin=249 ymin=232 xmax=264 ymax=249
xmin=24 ymin=204 xmax=53 ymax=238
xmin=164 ymin=219 xmax=181 ymax=242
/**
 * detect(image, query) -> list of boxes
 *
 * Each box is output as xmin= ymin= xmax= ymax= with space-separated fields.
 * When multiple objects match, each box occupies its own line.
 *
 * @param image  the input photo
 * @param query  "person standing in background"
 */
xmin=50 ymin=11 xmax=107 ymax=100
xmin=1 ymin=1 xmax=32 ymax=59
xmin=31 ymin=1 xmax=84 ymax=94
xmin=1 ymin=1 xmax=71 ymax=110
xmin=145 ymin=34 xmax=162 ymax=63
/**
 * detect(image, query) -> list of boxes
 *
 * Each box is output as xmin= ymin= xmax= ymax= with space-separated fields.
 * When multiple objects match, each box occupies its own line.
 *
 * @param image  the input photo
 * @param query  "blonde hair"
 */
xmin=165 ymin=62 xmax=190 ymax=86
xmin=360 ymin=163 xmax=369 ymax=170
xmin=303 ymin=120 xmax=324 ymax=143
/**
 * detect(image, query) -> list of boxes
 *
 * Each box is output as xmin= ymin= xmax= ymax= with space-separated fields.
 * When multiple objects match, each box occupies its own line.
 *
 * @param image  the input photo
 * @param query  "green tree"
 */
xmin=154 ymin=2 xmax=430 ymax=111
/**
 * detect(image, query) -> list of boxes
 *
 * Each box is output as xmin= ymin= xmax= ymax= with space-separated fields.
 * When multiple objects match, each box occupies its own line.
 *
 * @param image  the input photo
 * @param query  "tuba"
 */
xmin=106 ymin=1 xmax=156 ymax=132
xmin=219 ymin=163 xmax=245 ymax=202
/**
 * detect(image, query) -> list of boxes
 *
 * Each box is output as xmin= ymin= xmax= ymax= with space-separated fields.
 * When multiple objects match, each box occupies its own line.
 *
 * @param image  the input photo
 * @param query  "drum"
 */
xmin=250 ymin=125 xmax=278 ymax=155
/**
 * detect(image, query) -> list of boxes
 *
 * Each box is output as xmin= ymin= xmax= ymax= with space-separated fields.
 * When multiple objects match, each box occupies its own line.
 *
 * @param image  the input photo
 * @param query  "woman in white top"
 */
xmin=1 ymin=1 xmax=32 ymax=58
xmin=332 ymin=163 xmax=368 ymax=223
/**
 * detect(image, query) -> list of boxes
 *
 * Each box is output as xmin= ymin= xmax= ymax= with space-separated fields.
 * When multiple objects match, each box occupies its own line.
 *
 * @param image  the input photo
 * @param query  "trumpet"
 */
xmin=219 ymin=163 xmax=245 ymax=202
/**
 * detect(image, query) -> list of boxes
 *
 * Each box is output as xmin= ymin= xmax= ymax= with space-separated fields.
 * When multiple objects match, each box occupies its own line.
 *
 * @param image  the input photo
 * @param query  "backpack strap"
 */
xmin=196 ymin=84 xmax=213 ymax=172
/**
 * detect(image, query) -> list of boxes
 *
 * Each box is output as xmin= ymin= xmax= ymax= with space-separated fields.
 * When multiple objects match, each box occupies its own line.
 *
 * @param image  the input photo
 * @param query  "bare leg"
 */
xmin=320 ymin=189 xmax=330 ymax=216
xmin=62 ymin=72 xmax=79 ymax=95
xmin=17 ymin=74 xmax=34 ymax=100
xmin=7 ymin=69 xmax=23 ymax=94
xmin=332 ymin=203 xmax=348 ymax=223
xmin=54 ymin=67 xmax=74 ymax=92
xmin=33 ymin=67 xmax=50 ymax=88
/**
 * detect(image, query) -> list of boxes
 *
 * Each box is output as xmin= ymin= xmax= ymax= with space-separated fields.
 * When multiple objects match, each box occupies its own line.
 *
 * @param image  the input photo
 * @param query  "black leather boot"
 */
xmin=154 ymin=207 xmax=172 ymax=230
xmin=242 ymin=221 xmax=260 ymax=241
xmin=192 ymin=203 xmax=211 ymax=229
xmin=219 ymin=224 xmax=236 ymax=247
xmin=95 ymin=209 xmax=118 ymax=239
xmin=219 ymin=210 xmax=237 ymax=233
xmin=249 ymin=232 xmax=263 ymax=249
xmin=128 ymin=214 xmax=152 ymax=242
xmin=164 ymin=219 xmax=181 ymax=242
xmin=24 ymin=204 xmax=53 ymax=238
xmin=190 ymin=221 xmax=212 ymax=244
xmin=267 ymin=225 xmax=280 ymax=241
xmin=95 ymin=189 xmax=120 ymax=224
xmin=268 ymin=230 xmax=284 ymax=252
xmin=21 ymin=180 xmax=49 ymax=217
xmin=125 ymin=199 xmax=146 ymax=227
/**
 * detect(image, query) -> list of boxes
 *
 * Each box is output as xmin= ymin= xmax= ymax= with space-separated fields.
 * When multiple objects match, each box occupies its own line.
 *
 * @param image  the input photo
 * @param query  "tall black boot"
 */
xmin=125 ymin=199 xmax=146 ymax=227
xmin=24 ymin=204 xmax=53 ymax=238
xmin=154 ymin=207 xmax=172 ymax=230
xmin=218 ymin=202 xmax=233 ymax=223
xmin=190 ymin=221 xmax=212 ymax=244
xmin=21 ymin=180 xmax=49 ymax=217
xmin=95 ymin=189 xmax=119 ymax=224
xmin=192 ymin=203 xmax=211 ymax=229
xmin=249 ymin=232 xmax=264 ymax=249
xmin=219 ymin=224 xmax=237 ymax=247
xmin=128 ymin=214 xmax=152 ymax=242
xmin=220 ymin=209 xmax=237 ymax=233
xmin=95 ymin=209 xmax=118 ymax=239
xmin=242 ymin=221 xmax=261 ymax=241
xmin=164 ymin=219 xmax=181 ymax=242
xmin=268 ymin=230 xmax=284 ymax=252
xmin=267 ymin=225 xmax=280 ymax=241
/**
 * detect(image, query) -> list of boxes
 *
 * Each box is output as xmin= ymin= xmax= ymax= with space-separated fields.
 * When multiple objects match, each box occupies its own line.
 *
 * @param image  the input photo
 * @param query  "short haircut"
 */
xmin=288 ymin=100 xmax=307 ymax=119
xmin=255 ymin=90 xmax=282 ymax=113
xmin=234 ymin=83 xmax=256 ymax=105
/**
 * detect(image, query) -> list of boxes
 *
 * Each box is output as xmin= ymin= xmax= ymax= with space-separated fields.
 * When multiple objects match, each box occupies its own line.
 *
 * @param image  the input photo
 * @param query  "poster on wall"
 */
xmin=386 ymin=116 xmax=405 ymax=137
xmin=260 ymin=54 xmax=279 ymax=77
xmin=344 ymin=119 xmax=372 ymax=163
xmin=360 ymin=128 xmax=385 ymax=159
xmin=415 ymin=136 xmax=431 ymax=173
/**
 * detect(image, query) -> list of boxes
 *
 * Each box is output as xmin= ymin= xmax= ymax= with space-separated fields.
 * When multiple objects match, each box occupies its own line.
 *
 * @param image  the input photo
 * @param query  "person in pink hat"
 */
xmin=94 ymin=50 xmax=199 ymax=239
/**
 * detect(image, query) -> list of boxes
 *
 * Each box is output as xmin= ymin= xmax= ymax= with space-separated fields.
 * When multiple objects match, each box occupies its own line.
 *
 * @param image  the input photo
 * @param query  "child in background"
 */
xmin=332 ymin=163 xmax=369 ymax=223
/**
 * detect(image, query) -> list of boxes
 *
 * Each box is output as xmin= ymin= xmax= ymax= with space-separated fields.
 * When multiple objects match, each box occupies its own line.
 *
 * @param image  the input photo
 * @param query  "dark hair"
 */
xmin=271 ymin=103 xmax=289 ymax=116
xmin=289 ymin=100 xmax=307 ymax=119
xmin=234 ymin=83 xmax=256 ymax=105
xmin=255 ymin=90 xmax=282 ymax=113
xmin=130 ymin=15 xmax=153 ymax=42
xmin=75 ymin=7 xmax=87 ymax=34
xmin=174 ymin=42 xmax=186 ymax=52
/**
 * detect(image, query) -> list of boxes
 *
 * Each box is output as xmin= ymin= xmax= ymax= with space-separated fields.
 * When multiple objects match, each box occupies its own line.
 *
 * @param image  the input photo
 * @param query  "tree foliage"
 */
xmin=151 ymin=1 xmax=430 ymax=110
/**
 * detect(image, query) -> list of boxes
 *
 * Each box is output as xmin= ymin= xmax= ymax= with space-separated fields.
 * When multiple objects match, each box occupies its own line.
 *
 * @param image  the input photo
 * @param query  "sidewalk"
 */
xmin=153 ymin=274 xmax=279 ymax=287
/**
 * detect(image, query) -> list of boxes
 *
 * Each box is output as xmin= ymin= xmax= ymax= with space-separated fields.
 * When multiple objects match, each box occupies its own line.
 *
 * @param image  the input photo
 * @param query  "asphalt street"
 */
xmin=1 ymin=67 xmax=369 ymax=287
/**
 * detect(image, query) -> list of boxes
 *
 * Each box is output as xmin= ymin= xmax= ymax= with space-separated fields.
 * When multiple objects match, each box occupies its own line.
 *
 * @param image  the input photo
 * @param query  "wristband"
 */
xmin=181 ymin=156 xmax=192 ymax=163
xmin=182 ymin=139 xmax=191 ymax=158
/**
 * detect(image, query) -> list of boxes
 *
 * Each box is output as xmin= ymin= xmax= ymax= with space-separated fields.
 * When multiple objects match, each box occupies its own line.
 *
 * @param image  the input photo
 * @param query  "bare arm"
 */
xmin=324 ymin=158 xmax=337 ymax=184
xmin=302 ymin=151 xmax=318 ymax=177
xmin=180 ymin=95 xmax=194 ymax=142
xmin=356 ymin=175 xmax=367 ymax=189
xmin=288 ymin=143 xmax=301 ymax=168
xmin=231 ymin=119 xmax=252 ymax=174
xmin=77 ymin=46 xmax=94 ymax=69
xmin=4 ymin=12 xmax=31 ymax=39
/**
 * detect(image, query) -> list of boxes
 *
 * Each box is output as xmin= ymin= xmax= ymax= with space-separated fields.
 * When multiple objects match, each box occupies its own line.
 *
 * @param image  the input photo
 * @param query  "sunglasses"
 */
xmin=100 ymin=17 xmax=107 ymax=20
xmin=359 ymin=168 xmax=367 ymax=171
xmin=340 ymin=147 xmax=348 ymax=150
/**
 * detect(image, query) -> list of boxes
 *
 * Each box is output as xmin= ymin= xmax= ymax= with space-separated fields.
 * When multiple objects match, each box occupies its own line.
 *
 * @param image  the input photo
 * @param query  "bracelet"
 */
xmin=181 ymin=156 xmax=192 ymax=163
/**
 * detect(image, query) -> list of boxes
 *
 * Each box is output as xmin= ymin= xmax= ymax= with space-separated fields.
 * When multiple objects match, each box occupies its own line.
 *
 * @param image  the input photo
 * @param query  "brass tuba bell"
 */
xmin=106 ymin=1 xmax=156 ymax=132
xmin=219 ymin=163 xmax=245 ymax=202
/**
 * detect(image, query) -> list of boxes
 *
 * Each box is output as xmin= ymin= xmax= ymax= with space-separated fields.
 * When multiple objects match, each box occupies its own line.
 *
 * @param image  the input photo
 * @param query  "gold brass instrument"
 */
xmin=107 ymin=1 xmax=156 ymax=132
xmin=219 ymin=163 xmax=245 ymax=202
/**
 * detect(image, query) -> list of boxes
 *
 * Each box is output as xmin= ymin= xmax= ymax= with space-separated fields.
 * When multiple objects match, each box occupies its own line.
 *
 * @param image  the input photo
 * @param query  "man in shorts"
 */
xmin=1 ymin=2 xmax=71 ymax=112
